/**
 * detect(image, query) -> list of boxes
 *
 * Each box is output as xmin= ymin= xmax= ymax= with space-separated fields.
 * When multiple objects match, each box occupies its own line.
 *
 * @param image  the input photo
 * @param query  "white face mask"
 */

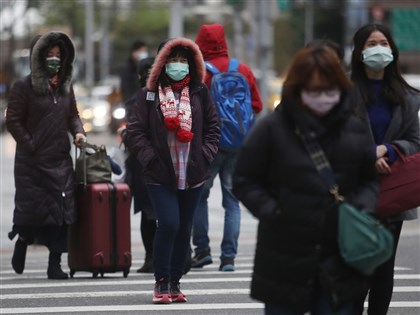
xmin=362 ymin=45 xmax=393 ymax=70
xmin=301 ymin=89 xmax=341 ymax=116
xmin=138 ymin=51 xmax=149 ymax=61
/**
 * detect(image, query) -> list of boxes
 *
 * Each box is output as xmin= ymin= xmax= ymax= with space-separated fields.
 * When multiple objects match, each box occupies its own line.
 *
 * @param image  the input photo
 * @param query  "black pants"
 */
xmin=10 ymin=224 xmax=68 ymax=253
xmin=140 ymin=211 xmax=156 ymax=256
xmin=355 ymin=220 xmax=403 ymax=315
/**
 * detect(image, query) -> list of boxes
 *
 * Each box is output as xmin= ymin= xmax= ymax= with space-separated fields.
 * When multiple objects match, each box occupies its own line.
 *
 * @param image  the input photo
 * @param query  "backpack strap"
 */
xmin=206 ymin=59 xmax=240 ymax=74
xmin=205 ymin=61 xmax=220 ymax=75
xmin=228 ymin=58 xmax=239 ymax=72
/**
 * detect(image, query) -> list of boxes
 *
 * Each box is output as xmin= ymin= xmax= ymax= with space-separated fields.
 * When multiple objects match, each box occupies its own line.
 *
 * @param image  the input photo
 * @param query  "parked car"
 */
xmin=76 ymin=85 xmax=112 ymax=133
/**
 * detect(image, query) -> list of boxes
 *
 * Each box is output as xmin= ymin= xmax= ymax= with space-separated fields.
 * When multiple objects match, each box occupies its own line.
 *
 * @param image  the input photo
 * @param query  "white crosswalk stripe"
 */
xmin=1 ymin=252 xmax=419 ymax=315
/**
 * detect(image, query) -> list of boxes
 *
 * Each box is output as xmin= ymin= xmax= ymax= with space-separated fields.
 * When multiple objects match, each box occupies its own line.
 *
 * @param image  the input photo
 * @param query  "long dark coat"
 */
xmin=6 ymin=32 xmax=85 ymax=226
xmin=232 ymin=94 xmax=379 ymax=312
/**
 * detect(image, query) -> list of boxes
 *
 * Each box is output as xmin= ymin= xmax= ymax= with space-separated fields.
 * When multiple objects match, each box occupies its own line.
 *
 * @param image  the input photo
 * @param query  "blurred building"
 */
xmin=366 ymin=0 xmax=420 ymax=73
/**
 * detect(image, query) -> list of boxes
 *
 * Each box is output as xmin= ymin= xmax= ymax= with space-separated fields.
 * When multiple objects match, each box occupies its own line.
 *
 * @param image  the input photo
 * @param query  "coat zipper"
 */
xmin=51 ymin=91 xmax=58 ymax=104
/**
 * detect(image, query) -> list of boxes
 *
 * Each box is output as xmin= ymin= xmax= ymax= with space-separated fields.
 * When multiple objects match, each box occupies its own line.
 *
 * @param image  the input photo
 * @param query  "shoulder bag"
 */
xmin=296 ymin=128 xmax=394 ymax=276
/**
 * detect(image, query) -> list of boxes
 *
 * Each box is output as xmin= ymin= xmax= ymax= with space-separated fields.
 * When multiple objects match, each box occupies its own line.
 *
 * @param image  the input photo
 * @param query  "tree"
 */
xmin=32 ymin=0 xmax=170 ymax=82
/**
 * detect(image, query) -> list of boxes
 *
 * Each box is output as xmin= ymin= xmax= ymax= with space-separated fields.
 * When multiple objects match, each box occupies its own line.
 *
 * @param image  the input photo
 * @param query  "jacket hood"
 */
xmin=146 ymin=37 xmax=206 ymax=91
xmin=195 ymin=24 xmax=229 ymax=60
xmin=30 ymin=31 xmax=75 ymax=95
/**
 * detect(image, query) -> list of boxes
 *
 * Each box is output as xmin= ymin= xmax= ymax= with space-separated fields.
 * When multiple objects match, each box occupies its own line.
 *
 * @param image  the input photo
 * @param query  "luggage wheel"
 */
xmin=70 ymin=269 xmax=75 ymax=278
xmin=92 ymin=271 xmax=99 ymax=278
xmin=123 ymin=269 xmax=129 ymax=278
xmin=100 ymin=272 xmax=104 ymax=278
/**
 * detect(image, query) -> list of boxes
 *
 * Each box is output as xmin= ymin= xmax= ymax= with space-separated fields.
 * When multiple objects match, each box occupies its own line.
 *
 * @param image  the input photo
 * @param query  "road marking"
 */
xmin=2 ymin=287 xmax=420 ymax=300
xmin=0 ymin=270 xmax=252 ymax=280
xmin=0 ymin=264 xmax=412 ymax=276
xmin=2 ymin=301 xmax=419 ymax=314
xmin=395 ymin=266 xmax=412 ymax=271
xmin=394 ymin=274 xmax=420 ymax=279
xmin=0 ymin=264 xmax=254 ymax=275
xmin=393 ymin=286 xmax=420 ymax=292
xmin=0 ymin=288 xmax=250 ymax=299
xmin=0 ymin=303 xmax=265 ymax=314
xmin=0 ymin=277 xmax=252 ymax=289
xmin=388 ymin=301 xmax=420 ymax=307
xmin=1 ymin=273 xmax=419 ymax=289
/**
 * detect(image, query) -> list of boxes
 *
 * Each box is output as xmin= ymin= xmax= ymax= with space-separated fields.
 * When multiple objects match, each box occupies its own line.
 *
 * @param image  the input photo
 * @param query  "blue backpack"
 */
xmin=206 ymin=59 xmax=255 ymax=150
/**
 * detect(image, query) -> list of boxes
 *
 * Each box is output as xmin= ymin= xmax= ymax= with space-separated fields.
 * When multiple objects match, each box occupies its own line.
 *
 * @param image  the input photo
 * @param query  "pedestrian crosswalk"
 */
xmin=1 ymin=252 xmax=419 ymax=315
xmin=0 ymin=253 xmax=263 ymax=315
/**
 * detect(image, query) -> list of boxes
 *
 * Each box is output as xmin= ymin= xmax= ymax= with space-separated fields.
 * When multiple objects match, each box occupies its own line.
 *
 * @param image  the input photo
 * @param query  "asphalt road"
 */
xmin=1 ymin=132 xmax=419 ymax=315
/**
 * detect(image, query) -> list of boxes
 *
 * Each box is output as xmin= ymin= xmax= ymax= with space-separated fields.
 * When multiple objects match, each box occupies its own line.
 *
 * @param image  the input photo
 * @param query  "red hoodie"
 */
xmin=195 ymin=24 xmax=263 ymax=114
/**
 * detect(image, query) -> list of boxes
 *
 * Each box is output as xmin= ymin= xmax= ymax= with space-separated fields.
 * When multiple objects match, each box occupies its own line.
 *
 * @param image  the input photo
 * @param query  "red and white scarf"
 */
xmin=158 ymin=80 xmax=194 ymax=142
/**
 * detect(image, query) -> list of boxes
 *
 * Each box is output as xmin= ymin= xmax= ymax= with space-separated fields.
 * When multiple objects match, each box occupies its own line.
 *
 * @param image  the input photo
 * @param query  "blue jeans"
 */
xmin=147 ymin=184 xmax=204 ymax=282
xmin=192 ymin=151 xmax=241 ymax=260
xmin=265 ymin=295 xmax=354 ymax=315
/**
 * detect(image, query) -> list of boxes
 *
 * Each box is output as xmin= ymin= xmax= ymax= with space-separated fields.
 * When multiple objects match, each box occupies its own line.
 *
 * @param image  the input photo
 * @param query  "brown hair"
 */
xmin=282 ymin=46 xmax=351 ymax=101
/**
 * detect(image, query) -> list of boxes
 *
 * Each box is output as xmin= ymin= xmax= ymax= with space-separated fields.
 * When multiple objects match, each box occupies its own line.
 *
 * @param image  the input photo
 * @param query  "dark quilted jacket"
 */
xmin=233 ymin=93 xmax=379 ymax=312
xmin=6 ymin=32 xmax=85 ymax=226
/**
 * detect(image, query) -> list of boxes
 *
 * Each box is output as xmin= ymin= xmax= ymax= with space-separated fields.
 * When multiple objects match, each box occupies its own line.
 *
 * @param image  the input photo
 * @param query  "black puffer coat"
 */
xmin=6 ymin=32 xmax=85 ymax=226
xmin=232 ymin=93 xmax=378 ymax=312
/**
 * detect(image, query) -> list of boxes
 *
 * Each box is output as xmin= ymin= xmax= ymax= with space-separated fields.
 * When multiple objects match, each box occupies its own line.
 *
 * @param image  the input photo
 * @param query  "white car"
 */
xmin=77 ymin=85 xmax=112 ymax=133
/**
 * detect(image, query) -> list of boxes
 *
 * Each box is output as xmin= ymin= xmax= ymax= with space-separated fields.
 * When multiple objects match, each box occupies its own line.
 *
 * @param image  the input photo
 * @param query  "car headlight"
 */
xmin=93 ymin=105 xmax=108 ymax=118
xmin=81 ymin=108 xmax=93 ymax=119
xmin=112 ymin=107 xmax=126 ymax=120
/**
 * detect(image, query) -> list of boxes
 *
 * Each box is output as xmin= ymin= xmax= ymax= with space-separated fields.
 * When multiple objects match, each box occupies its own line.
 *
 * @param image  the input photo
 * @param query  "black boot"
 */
xmin=137 ymin=253 xmax=154 ymax=273
xmin=12 ymin=236 xmax=27 ymax=274
xmin=47 ymin=252 xmax=68 ymax=280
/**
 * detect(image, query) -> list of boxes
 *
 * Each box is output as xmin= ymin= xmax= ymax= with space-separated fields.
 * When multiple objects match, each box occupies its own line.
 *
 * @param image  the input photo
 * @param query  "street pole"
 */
xmin=304 ymin=0 xmax=314 ymax=45
xmin=246 ymin=1 xmax=258 ymax=70
xmin=100 ymin=3 xmax=110 ymax=82
xmin=85 ymin=0 xmax=94 ymax=90
xmin=233 ymin=9 xmax=243 ymax=60
xmin=169 ymin=1 xmax=183 ymax=38
xmin=258 ymin=0 xmax=272 ymax=114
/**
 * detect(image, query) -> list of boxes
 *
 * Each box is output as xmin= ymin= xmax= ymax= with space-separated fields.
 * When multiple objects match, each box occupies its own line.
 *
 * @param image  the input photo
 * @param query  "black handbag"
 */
xmin=75 ymin=141 xmax=112 ymax=184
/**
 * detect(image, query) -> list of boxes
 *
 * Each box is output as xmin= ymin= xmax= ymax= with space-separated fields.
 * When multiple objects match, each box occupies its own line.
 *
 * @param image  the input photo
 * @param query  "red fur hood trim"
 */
xmin=146 ymin=37 xmax=206 ymax=91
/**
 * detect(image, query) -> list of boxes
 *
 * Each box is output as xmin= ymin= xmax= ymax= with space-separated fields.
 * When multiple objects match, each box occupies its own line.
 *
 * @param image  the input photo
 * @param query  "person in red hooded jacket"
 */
xmin=192 ymin=24 xmax=263 ymax=271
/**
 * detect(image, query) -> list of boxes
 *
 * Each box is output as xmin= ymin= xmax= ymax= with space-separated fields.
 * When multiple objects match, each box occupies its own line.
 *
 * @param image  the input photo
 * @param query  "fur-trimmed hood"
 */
xmin=30 ymin=31 xmax=75 ymax=95
xmin=146 ymin=37 xmax=206 ymax=91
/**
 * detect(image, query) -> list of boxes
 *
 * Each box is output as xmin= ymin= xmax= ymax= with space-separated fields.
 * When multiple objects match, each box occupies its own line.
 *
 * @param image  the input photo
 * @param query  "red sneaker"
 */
xmin=153 ymin=279 xmax=172 ymax=304
xmin=170 ymin=281 xmax=187 ymax=303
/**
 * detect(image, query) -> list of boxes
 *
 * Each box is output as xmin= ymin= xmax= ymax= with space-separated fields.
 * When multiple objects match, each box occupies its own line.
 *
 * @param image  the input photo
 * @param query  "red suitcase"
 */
xmin=68 ymin=182 xmax=132 ymax=278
